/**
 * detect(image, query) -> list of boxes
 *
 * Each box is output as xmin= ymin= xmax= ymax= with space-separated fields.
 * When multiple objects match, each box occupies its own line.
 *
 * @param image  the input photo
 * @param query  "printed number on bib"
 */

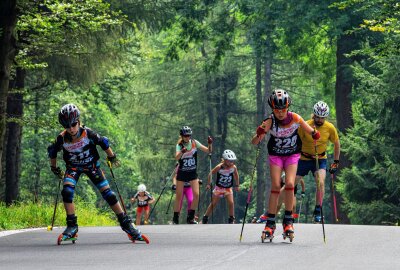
xmin=275 ymin=135 xmax=297 ymax=148
xmin=219 ymin=175 xmax=232 ymax=186
xmin=183 ymin=158 xmax=196 ymax=168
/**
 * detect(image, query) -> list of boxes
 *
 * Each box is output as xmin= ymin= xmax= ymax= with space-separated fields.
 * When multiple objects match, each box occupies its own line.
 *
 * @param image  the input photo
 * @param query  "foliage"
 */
xmin=0 ymin=198 xmax=116 ymax=230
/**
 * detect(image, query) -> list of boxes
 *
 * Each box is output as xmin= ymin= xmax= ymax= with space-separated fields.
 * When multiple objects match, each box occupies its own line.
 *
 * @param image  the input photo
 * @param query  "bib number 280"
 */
xmin=183 ymin=158 xmax=196 ymax=168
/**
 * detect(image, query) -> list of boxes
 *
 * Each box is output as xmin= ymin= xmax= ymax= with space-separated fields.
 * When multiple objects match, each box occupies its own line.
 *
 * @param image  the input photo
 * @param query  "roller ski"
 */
xmin=57 ymin=216 xmax=78 ymax=245
xmin=282 ymin=217 xmax=295 ymax=242
xmin=261 ymin=221 xmax=275 ymax=243
xmin=228 ymin=216 xmax=236 ymax=224
xmin=119 ymin=213 xmax=150 ymax=244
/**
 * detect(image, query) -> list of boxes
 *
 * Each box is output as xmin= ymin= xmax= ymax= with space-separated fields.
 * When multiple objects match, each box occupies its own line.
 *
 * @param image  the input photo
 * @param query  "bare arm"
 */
xmin=50 ymin=158 xmax=57 ymax=167
xmin=300 ymin=119 xmax=315 ymax=135
xmin=333 ymin=139 xmax=340 ymax=161
xmin=300 ymin=179 xmax=305 ymax=192
xmin=105 ymin=147 xmax=116 ymax=157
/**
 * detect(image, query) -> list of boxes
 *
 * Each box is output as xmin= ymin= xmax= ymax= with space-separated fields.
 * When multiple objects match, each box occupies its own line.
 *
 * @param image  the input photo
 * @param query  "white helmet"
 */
xmin=222 ymin=149 xmax=237 ymax=161
xmin=138 ymin=184 xmax=146 ymax=192
xmin=313 ymin=101 xmax=329 ymax=117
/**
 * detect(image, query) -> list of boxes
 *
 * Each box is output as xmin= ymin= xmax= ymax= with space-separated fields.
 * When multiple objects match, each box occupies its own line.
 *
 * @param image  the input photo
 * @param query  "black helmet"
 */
xmin=267 ymin=89 xmax=291 ymax=109
xmin=180 ymin=126 xmax=192 ymax=136
xmin=58 ymin=104 xmax=80 ymax=128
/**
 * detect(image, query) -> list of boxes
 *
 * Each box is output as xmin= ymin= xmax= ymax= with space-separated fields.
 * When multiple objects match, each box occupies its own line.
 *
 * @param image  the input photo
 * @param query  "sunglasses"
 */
xmin=65 ymin=122 xmax=79 ymax=129
xmin=273 ymin=108 xmax=288 ymax=113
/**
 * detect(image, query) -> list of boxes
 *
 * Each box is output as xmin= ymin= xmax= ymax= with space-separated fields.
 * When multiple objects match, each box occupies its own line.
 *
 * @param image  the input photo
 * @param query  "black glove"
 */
xmin=329 ymin=160 xmax=339 ymax=174
xmin=301 ymin=191 xmax=305 ymax=198
xmin=181 ymin=147 xmax=187 ymax=154
xmin=198 ymin=179 xmax=203 ymax=185
xmin=106 ymin=154 xmax=121 ymax=168
xmin=51 ymin=166 xmax=64 ymax=179
xmin=171 ymin=184 xmax=177 ymax=191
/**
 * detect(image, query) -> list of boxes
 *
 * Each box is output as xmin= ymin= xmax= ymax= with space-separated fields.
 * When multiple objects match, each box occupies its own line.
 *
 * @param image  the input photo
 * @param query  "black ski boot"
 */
xmin=202 ymin=215 xmax=209 ymax=224
xmin=118 ymin=213 xmax=142 ymax=240
xmin=228 ymin=216 xmax=236 ymax=224
xmin=173 ymin=212 xmax=180 ymax=224
xmin=187 ymin=210 xmax=198 ymax=224
xmin=63 ymin=215 xmax=78 ymax=238
xmin=313 ymin=205 xmax=322 ymax=223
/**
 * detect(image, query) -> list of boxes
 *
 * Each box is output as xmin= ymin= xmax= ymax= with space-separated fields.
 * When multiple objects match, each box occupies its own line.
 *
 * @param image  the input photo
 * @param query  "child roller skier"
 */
xmin=173 ymin=126 xmax=212 ymax=224
xmin=48 ymin=104 xmax=146 ymax=242
xmin=202 ymin=150 xmax=239 ymax=224
xmin=251 ymin=90 xmax=320 ymax=241
xmin=131 ymin=184 xmax=155 ymax=225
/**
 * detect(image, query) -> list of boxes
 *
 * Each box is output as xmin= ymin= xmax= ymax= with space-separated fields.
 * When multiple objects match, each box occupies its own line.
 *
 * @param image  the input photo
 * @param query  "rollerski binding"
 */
xmin=57 ymin=215 xmax=78 ymax=245
xmin=186 ymin=210 xmax=198 ymax=224
xmin=228 ymin=216 xmax=236 ymax=224
xmin=282 ymin=216 xmax=295 ymax=242
xmin=119 ymin=213 xmax=150 ymax=244
xmin=261 ymin=220 xmax=276 ymax=243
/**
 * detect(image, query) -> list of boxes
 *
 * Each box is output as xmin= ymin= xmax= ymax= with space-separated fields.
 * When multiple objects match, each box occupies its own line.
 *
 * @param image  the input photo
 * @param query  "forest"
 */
xmin=0 ymin=0 xmax=399 ymax=227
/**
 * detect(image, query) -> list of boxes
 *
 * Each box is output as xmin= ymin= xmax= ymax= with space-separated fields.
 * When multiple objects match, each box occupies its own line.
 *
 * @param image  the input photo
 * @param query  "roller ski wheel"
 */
xmin=128 ymin=233 xmax=150 ymax=244
xmin=282 ymin=231 xmax=294 ymax=242
xmin=57 ymin=233 xmax=78 ymax=245
xmin=261 ymin=230 xmax=274 ymax=243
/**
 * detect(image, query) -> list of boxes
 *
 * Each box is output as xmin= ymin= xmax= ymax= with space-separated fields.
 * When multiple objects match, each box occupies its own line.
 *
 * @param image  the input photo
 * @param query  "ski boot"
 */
xmin=282 ymin=216 xmax=295 ymax=242
xmin=228 ymin=216 xmax=236 ymax=224
xmin=313 ymin=206 xmax=322 ymax=224
xmin=118 ymin=213 xmax=150 ymax=244
xmin=256 ymin=214 xmax=268 ymax=224
xmin=57 ymin=215 xmax=78 ymax=245
xmin=202 ymin=215 xmax=209 ymax=224
xmin=173 ymin=212 xmax=180 ymax=225
xmin=187 ymin=210 xmax=198 ymax=224
xmin=261 ymin=219 xmax=276 ymax=243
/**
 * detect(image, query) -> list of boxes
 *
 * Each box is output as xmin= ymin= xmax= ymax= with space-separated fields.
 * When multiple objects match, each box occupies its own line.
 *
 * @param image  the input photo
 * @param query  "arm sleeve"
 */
xmin=86 ymin=128 xmax=110 ymax=150
xmin=176 ymin=144 xmax=183 ymax=152
xmin=329 ymin=125 xmax=339 ymax=143
xmin=194 ymin=139 xmax=205 ymax=149
xmin=47 ymin=135 xmax=64 ymax=159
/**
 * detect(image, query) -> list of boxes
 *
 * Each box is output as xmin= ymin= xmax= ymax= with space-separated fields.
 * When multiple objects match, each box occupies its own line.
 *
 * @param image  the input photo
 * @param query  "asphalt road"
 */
xmin=0 ymin=223 xmax=398 ymax=270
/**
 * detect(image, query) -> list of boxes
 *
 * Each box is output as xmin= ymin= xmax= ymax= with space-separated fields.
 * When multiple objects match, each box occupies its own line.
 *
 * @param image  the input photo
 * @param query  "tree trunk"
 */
xmin=0 ymin=0 xmax=17 ymax=181
xmin=335 ymin=33 xmax=356 ymax=224
xmin=5 ymin=67 xmax=24 ymax=205
xmin=262 ymin=52 xmax=272 ymax=213
xmin=33 ymin=90 xmax=41 ymax=202
xmin=255 ymin=52 xmax=266 ymax=217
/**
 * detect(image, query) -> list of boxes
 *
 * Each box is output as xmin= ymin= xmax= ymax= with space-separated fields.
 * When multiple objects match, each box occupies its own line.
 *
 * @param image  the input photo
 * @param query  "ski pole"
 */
xmin=297 ymin=197 xmax=303 ymax=223
xmin=47 ymin=176 xmax=63 ymax=231
xmin=239 ymin=144 xmax=261 ymax=242
xmin=314 ymin=137 xmax=326 ymax=243
xmin=208 ymin=143 xmax=213 ymax=224
xmin=331 ymin=173 xmax=339 ymax=222
xmin=107 ymin=161 xmax=127 ymax=213
xmin=149 ymin=166 xmax=176 ymax=219
xmin=165 ymin=192 xmax=174 ymax=215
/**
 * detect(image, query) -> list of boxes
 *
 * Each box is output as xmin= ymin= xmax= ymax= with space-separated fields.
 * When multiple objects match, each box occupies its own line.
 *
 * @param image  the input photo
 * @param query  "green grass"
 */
xmin=0 ymin=200 xmax=118 ymax=231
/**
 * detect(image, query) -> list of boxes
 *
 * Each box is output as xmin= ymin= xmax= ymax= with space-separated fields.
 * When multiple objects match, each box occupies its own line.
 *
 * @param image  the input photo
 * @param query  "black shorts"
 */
xmin=176 ymin=170 xmax=198 ymax=182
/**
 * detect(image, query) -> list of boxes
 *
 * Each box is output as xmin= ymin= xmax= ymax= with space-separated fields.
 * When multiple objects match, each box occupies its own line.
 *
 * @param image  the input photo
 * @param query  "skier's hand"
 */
xmin=207 ymin=136 xmax=213 ymax=144
xmin=311 ymin=130 xmax=321 ymax=140
xmin=256 ymin=126 xmax=266 ymax=137
xmin=50 ymin=166 xmax=64 ymax=179
xmin=181 ymin=147 xmax=187 ymax=154
xmin=107 ymin=154 xmax=121 ymax=168
xmin=234 ymin=185 xmax=239 ymax=192
xmin=171 ymin=184 xmax=177 ymax=191
xmin=329 ymin=160 xmax=339 ymax=174
xmin=206 ymin=183 xmax=211 ymax=190
xmin=198 ymin=179 xmax=203 ymax=185
xmin=301 ymin=191 xmax=305 ymax=198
